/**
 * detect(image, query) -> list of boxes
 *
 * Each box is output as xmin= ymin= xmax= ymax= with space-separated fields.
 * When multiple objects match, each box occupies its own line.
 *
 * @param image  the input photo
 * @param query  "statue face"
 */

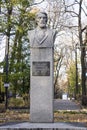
xmin=36 ymin=12 xmax=47 ymax=28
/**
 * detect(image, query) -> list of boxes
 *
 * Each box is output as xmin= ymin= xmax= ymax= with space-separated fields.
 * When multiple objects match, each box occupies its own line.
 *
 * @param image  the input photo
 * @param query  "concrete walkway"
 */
xmin=54 ymin=99 xmax=81 ymax=110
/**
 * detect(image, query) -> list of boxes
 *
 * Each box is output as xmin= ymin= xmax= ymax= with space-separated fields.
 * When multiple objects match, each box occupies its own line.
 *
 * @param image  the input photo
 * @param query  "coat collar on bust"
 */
xmin=34 ymin=28 xmax=49 ymax=45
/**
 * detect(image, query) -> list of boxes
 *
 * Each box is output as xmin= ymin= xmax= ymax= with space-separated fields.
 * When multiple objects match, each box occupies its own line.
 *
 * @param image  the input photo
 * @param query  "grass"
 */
xmin=0 ymin=109 xmax=87 ymax=125
xmin=0 ymin=109 xmax=29 ymax=124
xmin=0 ymin=102 xmax=87 ymax=125
xmin=54 ymin=110 xmax=87 ymax=123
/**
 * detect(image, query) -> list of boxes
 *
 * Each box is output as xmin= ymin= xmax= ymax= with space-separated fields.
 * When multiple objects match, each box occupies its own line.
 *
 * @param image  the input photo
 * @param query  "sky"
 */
xmin=0 ymin=36 xmax=6 ymax=72
xmin=0 ymin=36 xmax=5 ymax=62
xmin=34 ymin=0 xmax=48 ymax=11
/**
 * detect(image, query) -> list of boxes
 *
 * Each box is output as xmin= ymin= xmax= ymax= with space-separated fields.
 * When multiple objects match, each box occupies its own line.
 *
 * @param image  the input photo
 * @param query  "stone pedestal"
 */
xmin=30 ymin=47 xmax=54 ymax=123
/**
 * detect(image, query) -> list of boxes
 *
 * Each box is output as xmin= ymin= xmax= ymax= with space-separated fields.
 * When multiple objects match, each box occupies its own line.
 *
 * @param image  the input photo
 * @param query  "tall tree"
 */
xmin=63 ymin=0 xmax=87 ymax=103
xmin=67 ymin=61 xmax=81 ymax=97
xmin=0 ymin=0 xmax=35 ymax=96
xmin=46 ymin=1 xmax=70 ymax=96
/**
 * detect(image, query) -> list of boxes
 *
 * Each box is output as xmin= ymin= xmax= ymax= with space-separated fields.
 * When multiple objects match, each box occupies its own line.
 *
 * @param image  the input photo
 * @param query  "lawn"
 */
xmin=0 ymin=108 xmax=87 ymax=125
xmin=54 ymin=110 xmax=87 ymax=123
xmin=0 ymin=101 xmax=87 ymax=125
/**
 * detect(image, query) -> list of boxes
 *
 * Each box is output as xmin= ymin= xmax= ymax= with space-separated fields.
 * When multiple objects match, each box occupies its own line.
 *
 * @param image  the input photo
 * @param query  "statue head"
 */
xmin=35 ymin=12 xmax=48 ymax=28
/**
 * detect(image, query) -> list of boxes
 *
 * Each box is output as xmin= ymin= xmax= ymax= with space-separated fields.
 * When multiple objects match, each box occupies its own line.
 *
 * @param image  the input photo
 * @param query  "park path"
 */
xmin=54 ymin=99 xmax=81 ymax=111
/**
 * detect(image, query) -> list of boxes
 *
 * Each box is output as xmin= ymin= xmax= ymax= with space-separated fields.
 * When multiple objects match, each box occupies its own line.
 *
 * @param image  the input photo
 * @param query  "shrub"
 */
xmin=23 ymin=94 xmax=30 ymax=107
xmin=8 ymin=97 xmax=24 ymax=107
xmin=82 ymin=95 xmax=87 ymax=106
xmin=0 ymin=93 xmax=4 ymax=103
xmin=0 ymin=103 xmax=5 ymax=112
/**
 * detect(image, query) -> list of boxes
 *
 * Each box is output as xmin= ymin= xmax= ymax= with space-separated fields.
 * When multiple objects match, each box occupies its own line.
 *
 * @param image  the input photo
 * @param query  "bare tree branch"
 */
xmin=30 ymin=0 xmax=45 ymax=6
xmin=81 ymin=6 xmax=87 ymax=16
xmin=81 ymin=25 xmax=87 ymax=32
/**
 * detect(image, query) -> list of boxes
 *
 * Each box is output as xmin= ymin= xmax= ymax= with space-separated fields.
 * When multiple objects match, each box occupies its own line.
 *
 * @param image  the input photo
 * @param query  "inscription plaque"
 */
xmin=32 ymin=62 xmax=50 ymax=76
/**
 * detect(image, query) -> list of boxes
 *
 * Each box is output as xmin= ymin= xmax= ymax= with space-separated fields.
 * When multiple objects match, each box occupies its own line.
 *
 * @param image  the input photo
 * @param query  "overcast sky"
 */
xmin=0 ymin=36 xmax=6 ymax=62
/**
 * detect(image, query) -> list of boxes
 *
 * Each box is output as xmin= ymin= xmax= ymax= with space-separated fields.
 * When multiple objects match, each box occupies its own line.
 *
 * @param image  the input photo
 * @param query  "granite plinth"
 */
xmin=30 ymin=48 xmax=54 ymax=122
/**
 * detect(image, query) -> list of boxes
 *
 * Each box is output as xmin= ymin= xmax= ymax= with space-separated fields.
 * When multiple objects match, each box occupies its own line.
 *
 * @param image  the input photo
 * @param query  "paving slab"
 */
xmin=54 ymin=99 xmax=81 ymax=110
xmin=0 ymin=122 xmax=87 ymax=130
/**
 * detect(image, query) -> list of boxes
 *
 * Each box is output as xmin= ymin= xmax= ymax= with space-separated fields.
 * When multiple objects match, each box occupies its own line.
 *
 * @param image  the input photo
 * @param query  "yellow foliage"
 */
xmin=30 ymin=7 xmax=40 ymax=15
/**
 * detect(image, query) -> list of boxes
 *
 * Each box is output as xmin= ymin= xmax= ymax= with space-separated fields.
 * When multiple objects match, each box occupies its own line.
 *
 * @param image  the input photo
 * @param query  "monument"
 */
xmin=28 ymin=11 xmax=56 ymax=123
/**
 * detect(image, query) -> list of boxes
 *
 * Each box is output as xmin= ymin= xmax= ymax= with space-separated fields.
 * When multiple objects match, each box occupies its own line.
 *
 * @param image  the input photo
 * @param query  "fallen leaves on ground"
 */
xmin=0 ymin=109 xmax=87 ymax=125
xmin=54 ymin=110 xmax=87 ymax=123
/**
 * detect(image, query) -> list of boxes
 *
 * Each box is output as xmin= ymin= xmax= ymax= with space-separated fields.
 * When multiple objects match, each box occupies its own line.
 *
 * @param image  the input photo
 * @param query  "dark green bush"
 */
xmin=23 ymin=94 xmax=30 ymax=106
xmin=0 ymin=103 xmax=5 ymax=112
xmin=8 ymin=97 xmax=24 ymax=107
xmin=82 ymin=95 xmax=87 ymax=106
xmin=8 ymin=95 xmax=30 ymax=107
xmin=0 ymin=93 xmax=4 ymax=103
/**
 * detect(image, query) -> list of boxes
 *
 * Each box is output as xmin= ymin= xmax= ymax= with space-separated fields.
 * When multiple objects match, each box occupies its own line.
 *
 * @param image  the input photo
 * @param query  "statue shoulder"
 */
xmin=28 ymin=30 xmax=35 ymax=37
xmin=48 ymin=28 xmax=56 ymax=33
xmin=47 ymin=28 xmax=57 ymax=37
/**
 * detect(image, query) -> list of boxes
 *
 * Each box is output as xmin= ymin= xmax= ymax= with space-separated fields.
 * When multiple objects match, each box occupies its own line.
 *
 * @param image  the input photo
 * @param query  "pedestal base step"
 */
xmin=0 ymin=122 xmax=87 ymax=130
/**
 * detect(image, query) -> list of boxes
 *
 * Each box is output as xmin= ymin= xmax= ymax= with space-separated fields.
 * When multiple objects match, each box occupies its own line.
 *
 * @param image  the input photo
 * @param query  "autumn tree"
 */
xmin=63 ymin=0 xmax=87 ymax=103
xmin=45 ymin=1 xmax=70 ymax=97
xmin=0 ymin=0 xmax=35 ymax=97
xmin=67 ymin=61 xmax=81 ymax=98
